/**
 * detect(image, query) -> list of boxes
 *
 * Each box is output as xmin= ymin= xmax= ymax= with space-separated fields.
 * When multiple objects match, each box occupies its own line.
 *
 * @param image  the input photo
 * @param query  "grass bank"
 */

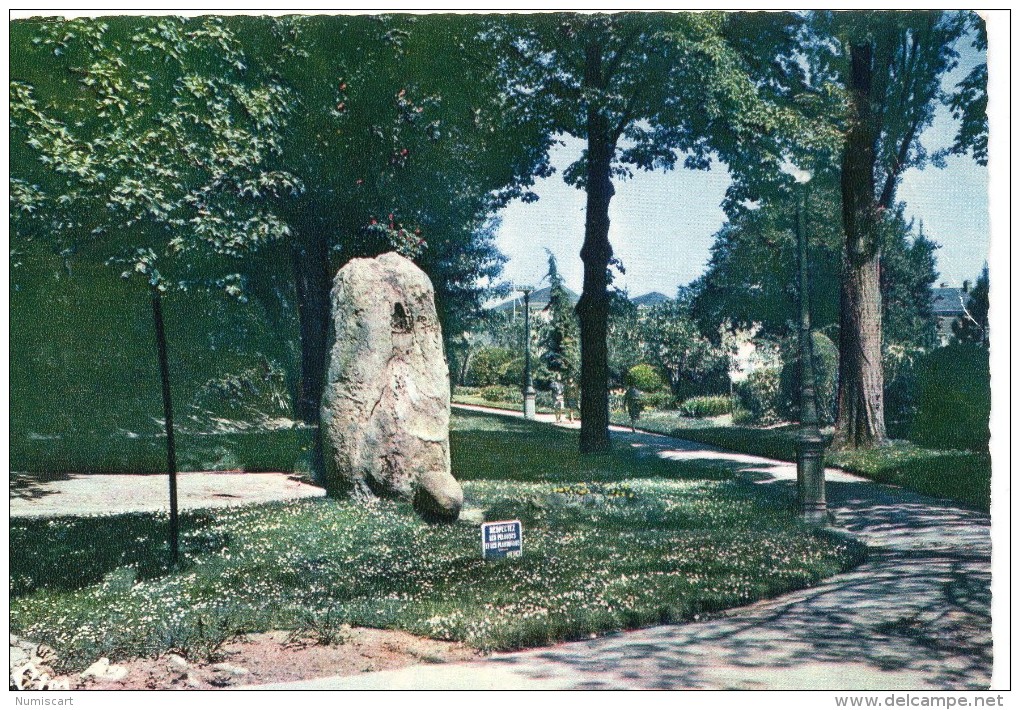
xmin=11 ymin=410 xmax=862 ymax=671
xmin=610 ymin=411 xmax=990 ymax=512
xmin=10 ymin=426 xmax=318 ymax=476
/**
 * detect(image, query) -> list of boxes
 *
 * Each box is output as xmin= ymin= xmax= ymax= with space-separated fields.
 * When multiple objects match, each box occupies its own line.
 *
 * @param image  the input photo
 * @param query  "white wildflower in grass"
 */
xmin=10 ymin=411 xmax=864 ymax=668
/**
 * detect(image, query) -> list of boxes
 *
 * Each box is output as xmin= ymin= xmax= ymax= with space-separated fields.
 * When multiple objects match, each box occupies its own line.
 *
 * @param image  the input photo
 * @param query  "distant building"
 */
xmin=489 ymin=288 xmax=673 ymax=314
xmin=489 ymin=286 xmax=580 ymax=315
xmin=630 ymin=291 xmax=670 ymax=309
xmin=931 ymin=284 xmax=971 ymax=346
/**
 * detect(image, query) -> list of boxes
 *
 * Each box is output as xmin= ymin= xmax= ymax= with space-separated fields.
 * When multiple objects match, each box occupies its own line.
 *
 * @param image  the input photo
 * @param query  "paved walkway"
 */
xmin=250 ymin=404 xmax=993 ymax=690
xmin=10 ymin=471 xmax=324 ymax=518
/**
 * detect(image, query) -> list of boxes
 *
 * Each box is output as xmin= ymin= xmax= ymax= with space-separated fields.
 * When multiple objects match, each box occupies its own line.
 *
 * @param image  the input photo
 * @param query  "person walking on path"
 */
xmin=624 ymin=385 xmax=643 ymax=432
xmin=564 ymin=377 xmax=578 ymax=422
xmin=550 ymin=375 xmax=566 ymax=422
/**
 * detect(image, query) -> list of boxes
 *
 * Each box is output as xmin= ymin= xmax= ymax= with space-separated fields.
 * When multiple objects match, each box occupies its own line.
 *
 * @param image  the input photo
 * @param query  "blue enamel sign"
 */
xmin=481 ymin=520 xmax=523 ymax=559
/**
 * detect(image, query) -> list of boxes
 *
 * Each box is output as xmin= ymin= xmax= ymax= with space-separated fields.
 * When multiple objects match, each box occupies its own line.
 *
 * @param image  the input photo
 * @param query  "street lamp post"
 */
xmin=517 ymin=285 xmax=537 ymax=419
xmin=795 ymin=179 xmax=827 ymax=525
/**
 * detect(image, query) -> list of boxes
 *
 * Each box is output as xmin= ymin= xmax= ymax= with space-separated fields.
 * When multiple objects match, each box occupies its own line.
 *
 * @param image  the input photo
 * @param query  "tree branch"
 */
xmin=603 ymin=26 xmax=641 ymax=83
xmin=879 ymin=113 xmax=921 ymax=209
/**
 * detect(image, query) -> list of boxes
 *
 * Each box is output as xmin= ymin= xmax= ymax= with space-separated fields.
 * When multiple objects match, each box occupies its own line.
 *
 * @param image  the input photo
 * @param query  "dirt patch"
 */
xmin=63 ymin=627 xmax=481 ymax=690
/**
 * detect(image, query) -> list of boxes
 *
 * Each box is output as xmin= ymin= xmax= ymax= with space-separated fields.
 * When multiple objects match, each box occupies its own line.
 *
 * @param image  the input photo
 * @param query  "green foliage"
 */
xmin=10 ymin=15 xmax=556 ymax=438
xmin=778 ymin=332 xmax=839 ymax=424
xmin=948 ymin=12 xmax=988 ymax=165
xmin=11 ymin=427 xmax=315 ymax=477
xmin=274 ymin=14 xmax=554 ymax=346
xmin=691 ymin=181 xmax=842 ymax=338
xmin=881 ymin=221 xmax=940 ymax=351
xmin=607 ymin=293 xmax=642 ymax=385
xmin=538 ymin=251 xmax=580 ymax=381
xmin=463 ymin=347 xmax=511 ymax=387
xmin=10 ymin=17 xmax=300 ymax=292
xmin=625 ymin=364 xmax=664 ymax=392
xmin=808 ymin=11 xmax=982 ymax=183
xmin=480 ymin=385 xmax=523 ymax=404
xmin=910 ymin=343 xmax=990 ymax=452
xmin=731 ymin=407 xmax=755 ymax=426
xmin=882 ymin=342 xmax=927 ymax=439
xmin=286 ymin=607 xmax=353 ymax=647
xmin=679 ymin=395 xmax=735 ymax=418
xmin=503 ymin=12 xmax=810 ymax=201
xmin=639 ymin=299 xmax=728 ymax=399
xmin=735 ymin=367 xmax=783 ymax=425
xmin=806 ymin=11 xmax=984 ymax=446
xmin=691 ymin=179 xmax=939 ymax=352
xmin=9 ymin=246 xmax=308 ymax=473
xmin=11 ymin=411 xmax=863 ymax=667
xmin=641 ymin=391 xmax=676 ymax=411
xmin=498 ymin=12 xmax=810 ymax=451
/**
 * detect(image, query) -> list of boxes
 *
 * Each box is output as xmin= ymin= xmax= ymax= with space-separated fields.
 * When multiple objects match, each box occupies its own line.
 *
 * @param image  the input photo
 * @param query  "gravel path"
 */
xmin=10 ymin=471 xmax=324 ymax=518
xmin=251 ymin=404 xmax=992 ymax=690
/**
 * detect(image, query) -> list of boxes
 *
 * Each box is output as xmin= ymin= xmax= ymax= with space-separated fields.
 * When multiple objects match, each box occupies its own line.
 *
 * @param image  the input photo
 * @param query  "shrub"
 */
xmin=909 ymin=343 xmax=990 ymax=451
xmin=883 ymin=343 xmax=926 ymax=439
xmin=534 ymin=390 xmax=555 ymax=409
xmin=642 ymin=391 xmax=675 ymax=410
xmin=731 ymin=407 xmax=755 ymax=425
xmin=480 ymin=385 xmax=522 ymax=404
xmin=466 ymin=347 xmax=517 ymax=387
xmin=778 ymin=332 xmax=838 ymax=424
xmin=736 ymin=367 xmax=783 ymax=425
xmin=626 ymin=364 xmax=664 ymax=392
xmin=499 ymin=357 xmax=526 ymax=387
xmin=679 ymin=395 xmax=735 ymax=418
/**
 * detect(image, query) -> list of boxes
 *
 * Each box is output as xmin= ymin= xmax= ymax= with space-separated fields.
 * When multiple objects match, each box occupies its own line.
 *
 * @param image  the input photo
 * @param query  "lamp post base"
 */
xmin=797 ymin=430 xmax=826 ymax=526
xmin=523 ymin=387 xmax=536 ymax=420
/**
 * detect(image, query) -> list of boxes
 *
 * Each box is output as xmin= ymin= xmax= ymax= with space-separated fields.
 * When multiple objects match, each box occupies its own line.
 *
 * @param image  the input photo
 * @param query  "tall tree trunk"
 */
xmin=576 ymin=44 xmax=614 ymax=454
xmin=291 ymin=230 xmax=332 ymax=484
xmin=834 ymin=41 xmax=888 ymax=448
xmin=151 ymin=289 xmax=179 ymax=567
xmin=291 ymin=232 xmax=332 ymax=425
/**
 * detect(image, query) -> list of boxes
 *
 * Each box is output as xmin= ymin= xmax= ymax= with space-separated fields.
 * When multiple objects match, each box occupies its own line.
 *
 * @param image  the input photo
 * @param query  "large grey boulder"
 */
xmin=321 ymin=252 xmax=462 ymax=521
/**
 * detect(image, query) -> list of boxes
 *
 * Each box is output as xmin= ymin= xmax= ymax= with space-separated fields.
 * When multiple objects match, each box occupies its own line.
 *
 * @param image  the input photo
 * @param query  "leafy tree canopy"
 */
xmin=691 ymin=173 xmax=938 ymax=353
xmin=10 ymin=16 xmax=300 ymax=293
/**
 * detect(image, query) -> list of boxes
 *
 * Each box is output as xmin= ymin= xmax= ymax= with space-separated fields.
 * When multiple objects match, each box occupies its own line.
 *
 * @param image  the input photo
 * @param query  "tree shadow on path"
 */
xmin=478 ymin=430 xmax=992 ymax=690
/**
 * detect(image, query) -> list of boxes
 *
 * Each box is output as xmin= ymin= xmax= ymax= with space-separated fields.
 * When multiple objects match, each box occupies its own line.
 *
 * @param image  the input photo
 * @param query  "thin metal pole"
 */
xmin=523 ymin=291 xmax=532 ymax=389
xmin=796 ymin=184 xmax=826 ymax=524
xmin=152 ymin=290 xmax=180 ymax=566
xmin=522 ymin=289 xmax=536 ymax=419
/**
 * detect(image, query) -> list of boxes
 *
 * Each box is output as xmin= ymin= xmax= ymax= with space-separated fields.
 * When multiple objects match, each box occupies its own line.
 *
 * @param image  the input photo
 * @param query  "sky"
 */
xmin=492 ymin=28 xmax=991 ymax=300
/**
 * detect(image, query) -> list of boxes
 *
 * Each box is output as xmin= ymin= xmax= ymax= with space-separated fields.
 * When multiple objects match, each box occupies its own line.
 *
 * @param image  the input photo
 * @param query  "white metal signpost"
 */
xmin=481 ymin=520 xmax=523 ymax=559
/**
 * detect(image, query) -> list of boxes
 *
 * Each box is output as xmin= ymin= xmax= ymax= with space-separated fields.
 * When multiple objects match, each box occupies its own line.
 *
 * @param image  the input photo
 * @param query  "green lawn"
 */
xmin=609 ymin=411 xmax=991 ymax=512
xmin=10 ymin=410 xmax=863 ymax=671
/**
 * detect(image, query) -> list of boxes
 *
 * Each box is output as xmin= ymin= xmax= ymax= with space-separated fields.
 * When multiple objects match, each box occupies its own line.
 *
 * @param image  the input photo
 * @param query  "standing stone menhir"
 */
xmin=321 ymin=251 xmax=463 ymax=521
